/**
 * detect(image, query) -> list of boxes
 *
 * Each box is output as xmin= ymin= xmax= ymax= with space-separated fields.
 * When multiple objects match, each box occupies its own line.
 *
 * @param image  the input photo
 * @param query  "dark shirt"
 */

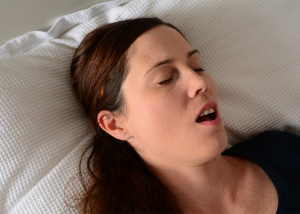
xmin=222 ymin=131 xmax=300 ymax=214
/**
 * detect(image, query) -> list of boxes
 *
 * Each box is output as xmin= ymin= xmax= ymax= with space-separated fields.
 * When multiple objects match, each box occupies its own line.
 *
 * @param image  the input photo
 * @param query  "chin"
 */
xmin=208 ymin=126 xmax=228 ymax=153
xmin=217 ymin=127 xmax=228 ymax=151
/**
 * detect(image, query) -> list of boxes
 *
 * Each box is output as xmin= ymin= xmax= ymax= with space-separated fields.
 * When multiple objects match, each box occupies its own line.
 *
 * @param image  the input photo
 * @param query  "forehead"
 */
xmin=127 ymin=26 xmax=194 ymax=70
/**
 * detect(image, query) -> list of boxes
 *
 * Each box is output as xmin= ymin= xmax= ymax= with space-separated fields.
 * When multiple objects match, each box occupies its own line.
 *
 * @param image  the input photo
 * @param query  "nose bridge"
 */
xmin=182 ymin=65 xmax=208 ymax=98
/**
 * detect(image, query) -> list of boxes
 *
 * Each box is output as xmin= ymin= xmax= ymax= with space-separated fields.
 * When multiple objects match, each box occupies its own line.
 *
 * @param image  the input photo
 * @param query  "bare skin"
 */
xmin=97 ymin=26 xmax=278 ymax=213
xmin=164 ymin=155 xmax=278 ymax=213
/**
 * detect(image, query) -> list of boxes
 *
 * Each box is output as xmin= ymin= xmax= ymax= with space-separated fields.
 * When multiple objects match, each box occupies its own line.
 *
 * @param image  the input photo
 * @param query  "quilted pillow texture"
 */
xmin=0 ymin=0 xmax=299 ymax=213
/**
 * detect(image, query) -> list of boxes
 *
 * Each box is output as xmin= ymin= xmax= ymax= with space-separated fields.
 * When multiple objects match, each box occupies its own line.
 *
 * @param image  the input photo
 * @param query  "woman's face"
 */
xmin=119 ymin=25 xmax=228 ymax=167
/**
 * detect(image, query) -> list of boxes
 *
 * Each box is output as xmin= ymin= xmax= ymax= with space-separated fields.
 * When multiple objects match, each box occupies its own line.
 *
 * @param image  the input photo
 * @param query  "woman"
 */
xmin=69 ymin=17 xmax=300 ymax=213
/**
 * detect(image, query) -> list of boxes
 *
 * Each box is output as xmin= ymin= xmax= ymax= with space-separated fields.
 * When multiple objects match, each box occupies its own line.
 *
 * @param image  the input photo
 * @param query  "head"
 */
xmin=71 ymin=17 xmax=228 ymax=173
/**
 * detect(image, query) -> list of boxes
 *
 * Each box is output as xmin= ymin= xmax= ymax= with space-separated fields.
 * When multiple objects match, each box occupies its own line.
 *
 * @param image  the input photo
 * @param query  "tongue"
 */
xmin=196 ymin=115 xmax=212 ymax=123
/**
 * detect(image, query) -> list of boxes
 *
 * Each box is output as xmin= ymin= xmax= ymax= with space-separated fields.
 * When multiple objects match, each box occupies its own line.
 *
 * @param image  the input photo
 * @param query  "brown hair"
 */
xmin=69 ymin=17 xmax=184 ymax=213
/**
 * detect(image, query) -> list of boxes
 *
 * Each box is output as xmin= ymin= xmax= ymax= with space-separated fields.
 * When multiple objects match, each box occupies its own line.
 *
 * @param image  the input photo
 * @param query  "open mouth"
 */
xmin=196 ymin=111 xmax=217 ymax=123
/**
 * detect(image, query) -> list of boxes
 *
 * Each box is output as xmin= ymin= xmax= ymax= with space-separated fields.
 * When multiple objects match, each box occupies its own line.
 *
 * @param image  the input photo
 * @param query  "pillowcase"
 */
xmin=1 ymin=0 xmax=299 ymax=213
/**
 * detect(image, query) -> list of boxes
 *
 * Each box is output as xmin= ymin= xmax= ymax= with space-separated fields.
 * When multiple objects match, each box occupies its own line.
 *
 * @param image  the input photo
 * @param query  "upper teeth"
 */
xmin=199 ymin=108 xmax=215 ymax=117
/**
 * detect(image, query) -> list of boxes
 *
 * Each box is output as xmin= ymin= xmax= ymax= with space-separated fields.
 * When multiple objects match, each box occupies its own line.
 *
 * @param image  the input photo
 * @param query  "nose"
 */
xmin=185 ymin=67 xmax=208 ymax=98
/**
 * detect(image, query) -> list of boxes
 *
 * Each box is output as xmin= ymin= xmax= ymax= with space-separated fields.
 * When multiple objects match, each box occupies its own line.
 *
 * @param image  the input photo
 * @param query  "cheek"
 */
xmin=135 ymin=95 xmax=173 ymax=122
xmin=126 ymin=91 xmax=181 ymax=135
xmin=208 ymin=76 xmax=218 ymax=99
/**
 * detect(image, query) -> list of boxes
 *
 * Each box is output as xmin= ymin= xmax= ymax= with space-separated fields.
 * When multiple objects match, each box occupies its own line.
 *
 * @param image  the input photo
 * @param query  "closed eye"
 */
xmin=158 ymin=68 xmax=204 ymax=85
xmin=194 ymin=68 xmax=205 ymax=72
xmin=158 ymin=76 xmax=173 ymax=85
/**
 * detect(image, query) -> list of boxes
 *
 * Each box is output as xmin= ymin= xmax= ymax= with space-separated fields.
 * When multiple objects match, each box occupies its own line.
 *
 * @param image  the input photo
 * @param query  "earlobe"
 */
xmin=97 ymin=111 xmax=130 ymax=141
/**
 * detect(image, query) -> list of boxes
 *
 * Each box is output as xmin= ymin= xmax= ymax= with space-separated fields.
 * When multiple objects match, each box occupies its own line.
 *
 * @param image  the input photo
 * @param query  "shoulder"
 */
xmin=223 ymin=131 xmax=300 ymax=213
xmin=223 ymin=131 xmax=300 ymax=155
xmin=222 ymin=130 xmax=300 ymax=170
xmin=222 ymin=130 xmax=300 ymax=181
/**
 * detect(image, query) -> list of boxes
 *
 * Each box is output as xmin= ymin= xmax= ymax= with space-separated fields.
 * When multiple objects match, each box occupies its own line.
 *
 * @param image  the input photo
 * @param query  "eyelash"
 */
xmin=158 ymin=68 xmax=205 ymax=85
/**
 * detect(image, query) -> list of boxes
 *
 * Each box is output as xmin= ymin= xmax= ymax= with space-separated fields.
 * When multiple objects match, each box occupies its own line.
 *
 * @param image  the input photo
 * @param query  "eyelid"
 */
xmin=158 ymin=68 xmax=204 ymax=86
xmin=158 ymin=76 xmax=173 ymax=85
xmin=194 ymin=68 xmax=205 ymax=72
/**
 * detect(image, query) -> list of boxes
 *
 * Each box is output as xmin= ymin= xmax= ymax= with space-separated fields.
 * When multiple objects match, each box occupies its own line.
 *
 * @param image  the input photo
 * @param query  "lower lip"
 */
xmin=197 ymin=113 xmax=222 ymax=126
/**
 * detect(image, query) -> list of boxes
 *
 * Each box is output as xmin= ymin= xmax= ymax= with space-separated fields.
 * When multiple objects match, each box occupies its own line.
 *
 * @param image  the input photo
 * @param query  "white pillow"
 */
xmin=1 ymin=0 xmax=299 ymax=213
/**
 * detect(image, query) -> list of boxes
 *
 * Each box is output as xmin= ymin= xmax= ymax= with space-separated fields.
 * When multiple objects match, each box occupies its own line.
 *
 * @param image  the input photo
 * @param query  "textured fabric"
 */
xmin=0 ymin=0 xmax=300 ymax=213
xmin=222 ymin=131 xmax=300 ymax=213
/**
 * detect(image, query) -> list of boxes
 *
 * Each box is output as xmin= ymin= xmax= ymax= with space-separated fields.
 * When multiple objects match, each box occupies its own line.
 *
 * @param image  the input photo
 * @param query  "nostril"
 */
xmin=196 ymin=88 xmax=202 ymax=95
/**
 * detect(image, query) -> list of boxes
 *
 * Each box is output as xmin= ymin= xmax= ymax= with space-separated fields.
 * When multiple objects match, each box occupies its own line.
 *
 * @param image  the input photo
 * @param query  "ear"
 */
xmin=97 ymin=110 xmax=131 ymax=141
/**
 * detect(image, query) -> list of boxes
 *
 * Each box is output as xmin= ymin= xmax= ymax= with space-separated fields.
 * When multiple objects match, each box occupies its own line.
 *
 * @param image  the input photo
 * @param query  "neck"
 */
xmin=146 ymin=155 xmax=247 ymax=213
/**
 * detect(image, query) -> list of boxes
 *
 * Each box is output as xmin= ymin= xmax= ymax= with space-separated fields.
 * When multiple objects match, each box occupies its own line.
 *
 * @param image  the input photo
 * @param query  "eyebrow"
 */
xmin=144 ymin=49 xmax=200 ymax=77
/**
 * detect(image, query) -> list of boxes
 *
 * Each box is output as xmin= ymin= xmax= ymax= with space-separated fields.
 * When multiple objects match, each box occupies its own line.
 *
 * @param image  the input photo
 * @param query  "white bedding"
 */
xmin=0 ymin=0 xmax=299 ymax=213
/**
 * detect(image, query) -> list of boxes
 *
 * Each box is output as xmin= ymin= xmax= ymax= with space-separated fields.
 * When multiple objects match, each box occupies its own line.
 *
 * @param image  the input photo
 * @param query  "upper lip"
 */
xmin=195 ymin=101 xmax=217 ymax=121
